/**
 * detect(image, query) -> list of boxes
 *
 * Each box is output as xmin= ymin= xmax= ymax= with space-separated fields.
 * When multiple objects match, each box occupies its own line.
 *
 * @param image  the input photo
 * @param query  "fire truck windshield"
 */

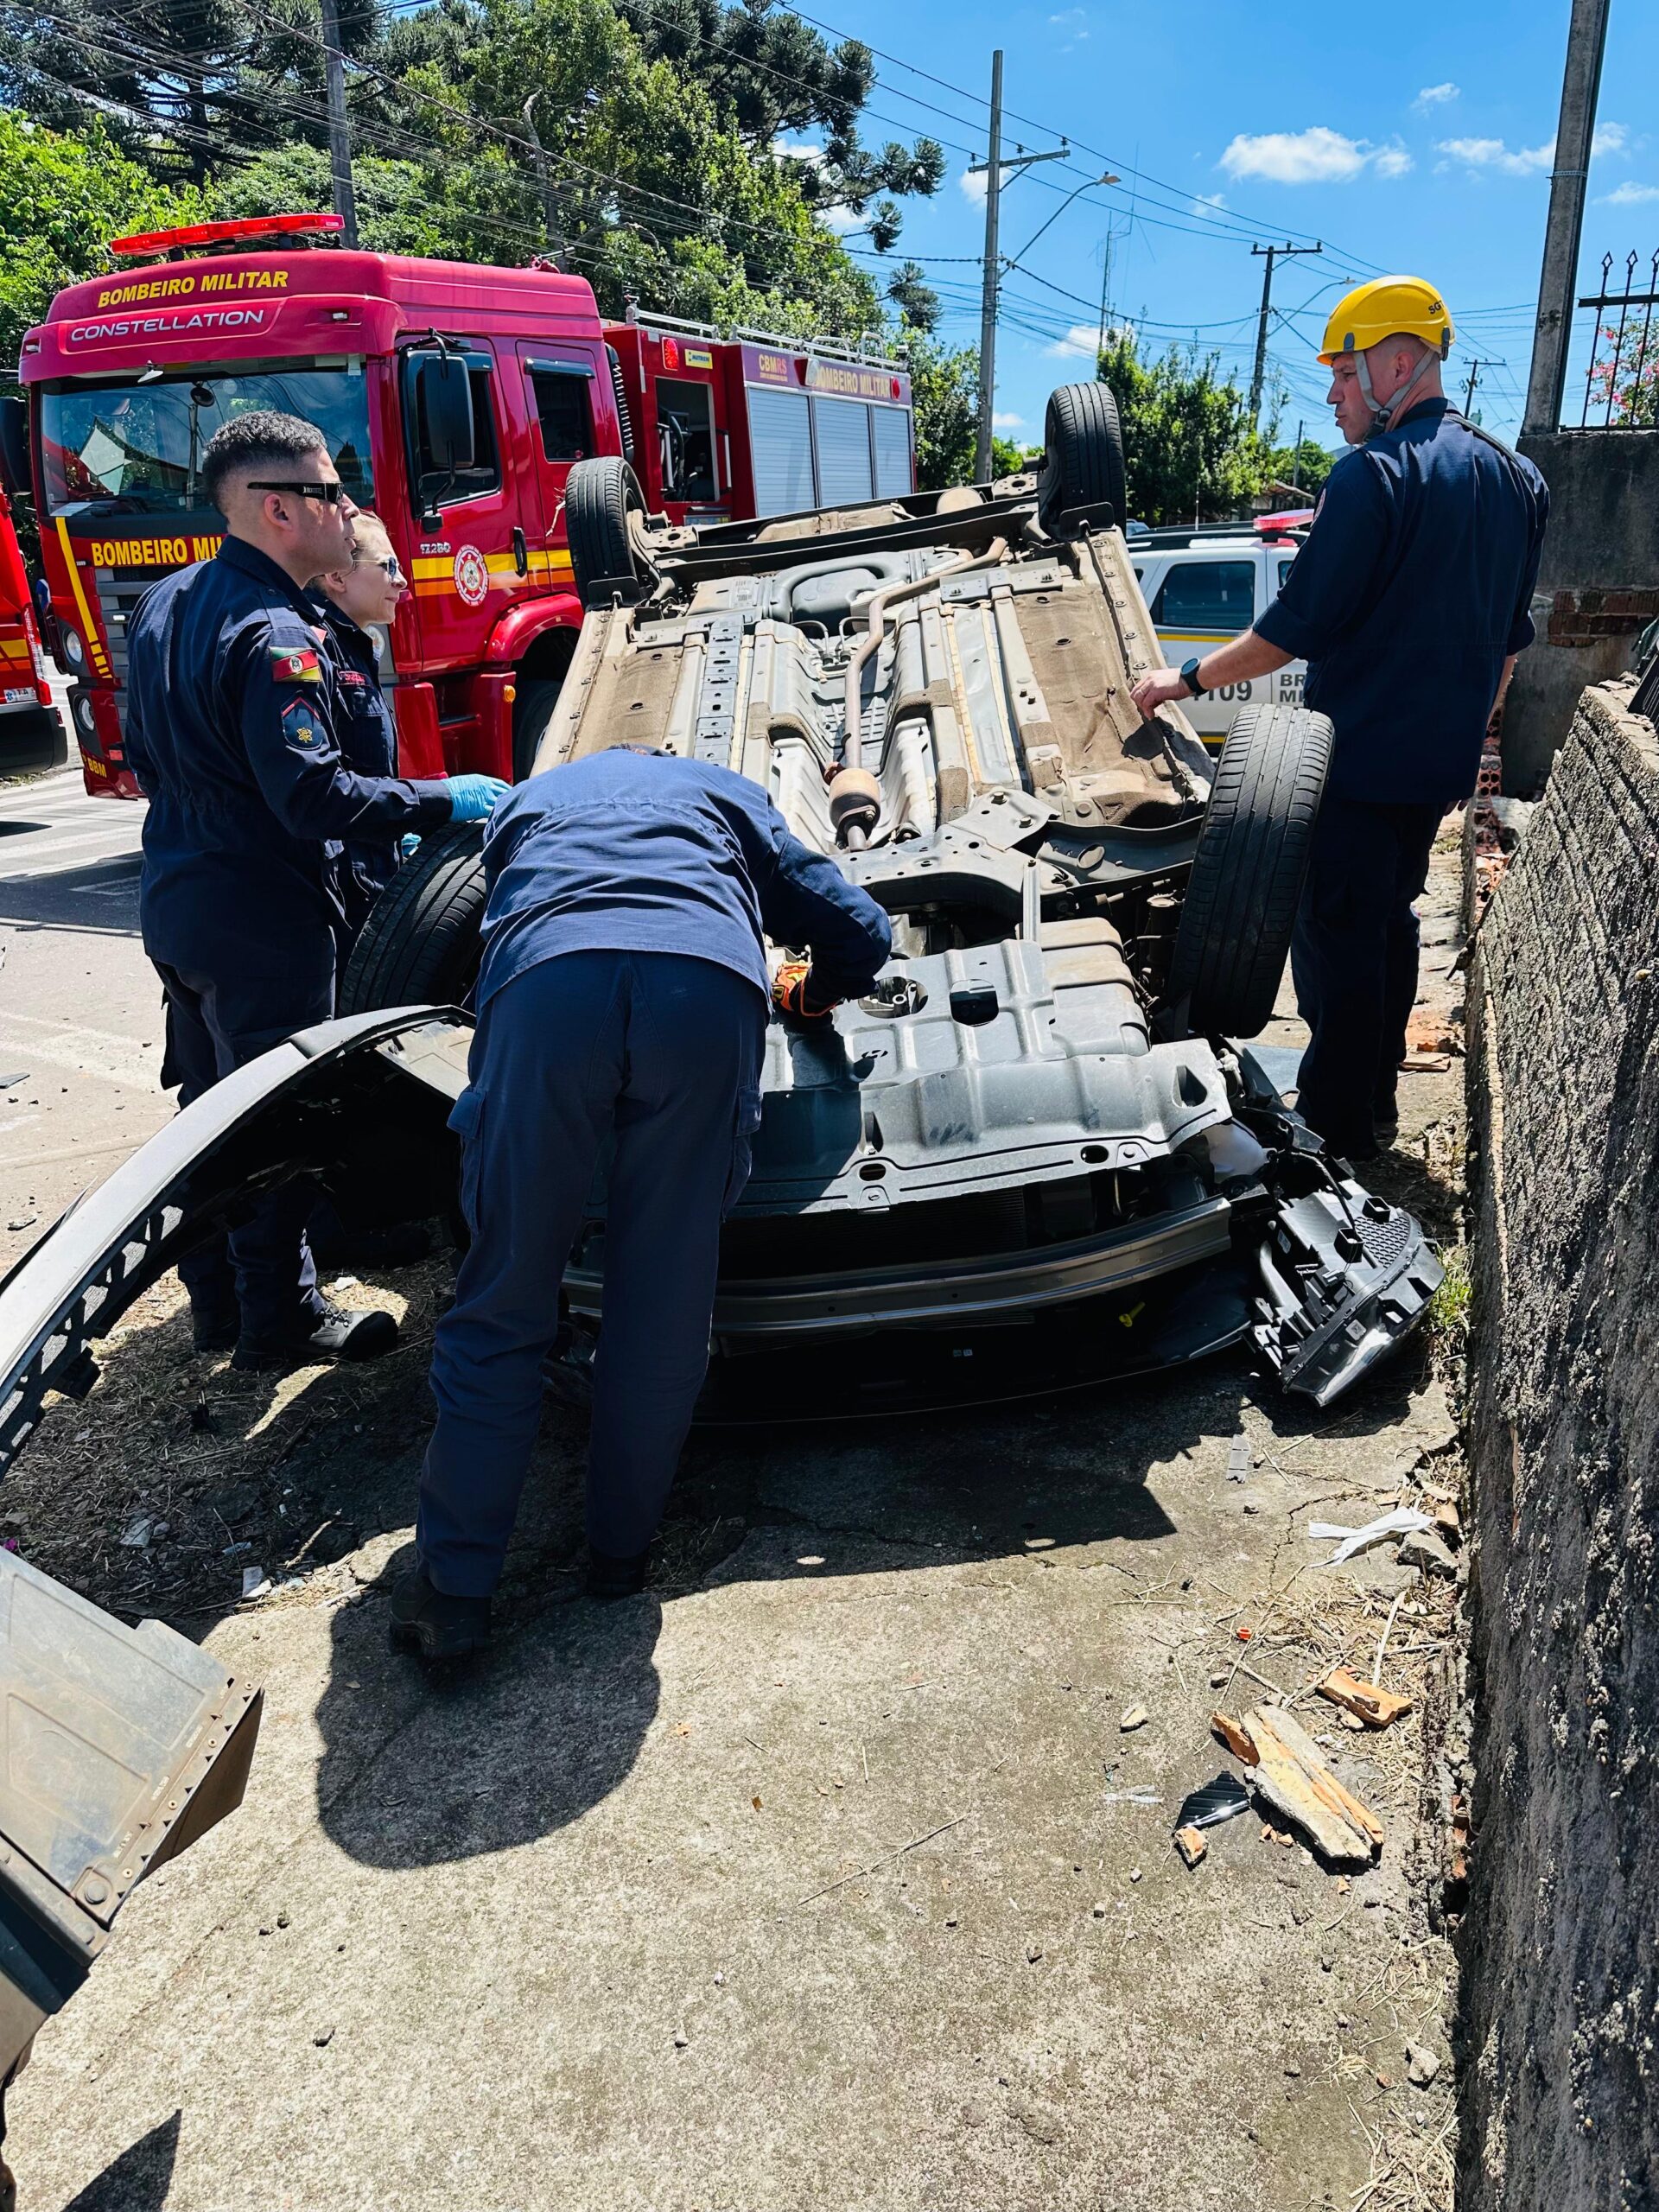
xmin=40 ymin=366 xmax=374 ymax=518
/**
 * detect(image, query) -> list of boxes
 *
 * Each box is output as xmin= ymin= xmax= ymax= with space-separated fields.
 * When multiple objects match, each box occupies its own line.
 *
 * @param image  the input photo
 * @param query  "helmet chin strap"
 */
xmin=1354 ymin=343 xmax=1441 ymax=437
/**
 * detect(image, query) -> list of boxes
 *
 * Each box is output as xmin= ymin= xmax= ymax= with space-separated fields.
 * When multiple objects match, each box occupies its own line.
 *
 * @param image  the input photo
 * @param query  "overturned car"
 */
xmin=0 ymin=386 xmax=1440 ymax=1475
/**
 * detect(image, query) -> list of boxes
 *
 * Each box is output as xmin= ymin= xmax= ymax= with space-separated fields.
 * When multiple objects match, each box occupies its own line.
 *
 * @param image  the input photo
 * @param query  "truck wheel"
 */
xmin=566 ymin=456 xmax=649 ymax=603
xmin=1037 ymin=382 xmax=1128 ymax=531
xmin=1164 ymin=703 xmax=1332 ymax=1039
xmin=512 ymin=671 xmax=564 ymax=782
xmin=336 ymin=821 xmax=487 ymax=1016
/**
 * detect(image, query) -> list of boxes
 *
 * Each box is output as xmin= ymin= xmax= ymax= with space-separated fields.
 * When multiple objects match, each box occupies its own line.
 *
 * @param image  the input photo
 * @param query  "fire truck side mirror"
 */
xmin=418 ymin=356 xmax=476 ymax=478
xmin=0 ymin=397 xmax=29 ymax=501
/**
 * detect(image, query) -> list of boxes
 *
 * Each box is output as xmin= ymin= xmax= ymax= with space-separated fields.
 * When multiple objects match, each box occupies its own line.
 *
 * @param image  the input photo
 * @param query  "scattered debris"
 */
xmin=241 ymin=1565 xmax=270 ymax=1599
xmin=1173 ymin=1773 xmax=1251 ymax=1832
xmin=212 ymin=1483 xmax=259 ymax=1524
xmin=1208 ymin=1670 xmax=1228 ymax=1689
xmin=118 ymin=1513 xmax=158 ymax=1549
xmin=1405 ymin=2042 xmax=1442 ymax=2089
xmin=189 ymin=1396 xmax=218 ymax=1436
xmin=0 ymin=1073 xmax=29 ymax=1090
xmin=1431 ymin=1500 xmax=1462 ymax=1543
xmin=1211 ymin=1711 xmax=1258 ymax=1763
xmin=1100 ymin=1786 xmax=1160 ymax=1807
xmin=1244 ymin=1706 xmax=1383 ymax=1868
xmin=313 ymin=2024 xmax=335 ymax=2049
xmin=1226 ymin=1432 xmax=1251 ymax=1484
xmin=1401 ymin=1049 xmax=1452 ymax=1072
xmin=1173 ymin=1826 xmax=1207 ymax=1869
xmin=1316 ymin=1669 xmax=1414 ymax=1731
xmin=1398 ymin=1527 xmax=1458 ymax=1578
xmin=1128 ymin=1867 xmax=1141 ymax=1884
xmin=1026 ymin=1943 xmax=1043 ymax=1964
xmin=6 ymin=1217 xmax=36 ymax=1234
xmin=1307 ymin=1507 xmax=1434 ymax=1567
xmin=1119 ymin=1705 xmax=1149 ymax=1732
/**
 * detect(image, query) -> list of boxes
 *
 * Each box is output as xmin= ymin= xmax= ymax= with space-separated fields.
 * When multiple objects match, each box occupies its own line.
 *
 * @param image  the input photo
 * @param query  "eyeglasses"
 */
xmin=355 ymin=553 xmax=407 ymax=584
xmin=247 ymin=480 xmax=348 ymax=505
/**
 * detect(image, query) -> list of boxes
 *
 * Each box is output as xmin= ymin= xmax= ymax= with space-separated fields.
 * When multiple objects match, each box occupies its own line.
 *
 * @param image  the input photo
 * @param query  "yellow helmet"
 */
xmin=1318 ymin=276 xmax=1454 ymax=365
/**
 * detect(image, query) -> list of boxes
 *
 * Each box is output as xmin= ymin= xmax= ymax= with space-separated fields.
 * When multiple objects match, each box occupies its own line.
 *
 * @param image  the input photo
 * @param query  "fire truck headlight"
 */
xmin=61 ymin=626 xmax=86 ymax=670
xmin=73 ymin=694 xmax=96 ymax=737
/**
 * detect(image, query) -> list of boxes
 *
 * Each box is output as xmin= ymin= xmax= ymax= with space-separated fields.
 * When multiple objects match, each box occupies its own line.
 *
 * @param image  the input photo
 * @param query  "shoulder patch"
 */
xmin=270 ymin=644 xmax=323 ymax=683
xmin=281 ymin=696 xmax=326 ymax=752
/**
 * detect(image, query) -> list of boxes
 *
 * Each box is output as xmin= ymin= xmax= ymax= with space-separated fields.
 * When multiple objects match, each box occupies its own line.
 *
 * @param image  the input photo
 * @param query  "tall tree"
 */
xmin=1096 ymin=329 xmax=1272 ymax=524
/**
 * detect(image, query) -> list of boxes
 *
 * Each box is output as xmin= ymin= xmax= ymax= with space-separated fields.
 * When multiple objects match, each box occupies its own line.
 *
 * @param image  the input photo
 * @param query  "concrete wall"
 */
xmin=1503 ymin=433 xmax=1659 ymax=794
xmin=1463 ymin=675 xmax=1659 ymax=2209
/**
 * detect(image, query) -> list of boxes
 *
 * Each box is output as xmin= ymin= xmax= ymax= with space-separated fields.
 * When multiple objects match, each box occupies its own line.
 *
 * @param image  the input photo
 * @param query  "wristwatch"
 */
xmin=1179 ymin=656 xmax=1210 ymax=699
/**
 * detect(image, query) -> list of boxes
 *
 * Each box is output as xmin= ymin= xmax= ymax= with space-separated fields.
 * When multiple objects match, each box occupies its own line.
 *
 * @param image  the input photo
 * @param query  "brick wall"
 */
xmin=1462 ymin=675 xmax=1659 ymax=2209
xmin=1544 ymin=584 xmax=1659 ymax=647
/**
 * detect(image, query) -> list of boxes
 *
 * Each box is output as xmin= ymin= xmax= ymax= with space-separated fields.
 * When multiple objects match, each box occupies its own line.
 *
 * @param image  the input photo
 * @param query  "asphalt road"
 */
xmin=0 ymin=761 xmax=165 ymax=1274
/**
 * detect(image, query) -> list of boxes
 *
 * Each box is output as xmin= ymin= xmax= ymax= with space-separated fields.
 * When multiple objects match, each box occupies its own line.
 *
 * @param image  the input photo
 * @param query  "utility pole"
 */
xmin=318 ymin=0 xmax=359 ymax=249
xmin=1523 ymin=0 xmax=1612 ymax=434
xmin=1464 ymin=359 xmax=1484 ymax=415
xmin=1249 ymin=240 xmax=1322 ymax=424
xmin=522 ymin=95 xmax=564 ymax=265
xmin=969 ymin=52 xmax=1067 ymax=482
xmin=1290 ymin=416 xmax=1304 ymax=493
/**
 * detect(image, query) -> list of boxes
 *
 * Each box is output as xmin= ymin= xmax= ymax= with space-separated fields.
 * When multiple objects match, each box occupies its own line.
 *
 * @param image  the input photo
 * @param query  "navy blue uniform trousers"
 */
xmin=417 ymin=949 xmax=766 ymax=1597
xmin=1291 ymin=794 xmax=1445 ymax=1155
xmin=158 ymin=962 xmax=331 ymax=1343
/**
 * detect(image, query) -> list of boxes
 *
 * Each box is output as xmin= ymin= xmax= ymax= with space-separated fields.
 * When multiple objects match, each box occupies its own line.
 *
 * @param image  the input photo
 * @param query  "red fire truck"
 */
xmin=0 ymin=487 xmax=66 ymax=774
xmin=4 ymin=211 xmax=915 ymax=798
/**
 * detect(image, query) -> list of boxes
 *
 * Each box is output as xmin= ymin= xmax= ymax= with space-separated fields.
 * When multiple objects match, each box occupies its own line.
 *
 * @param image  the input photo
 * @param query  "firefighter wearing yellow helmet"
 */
xmin=1131 ymin=273 xmax=1548 ymax=1161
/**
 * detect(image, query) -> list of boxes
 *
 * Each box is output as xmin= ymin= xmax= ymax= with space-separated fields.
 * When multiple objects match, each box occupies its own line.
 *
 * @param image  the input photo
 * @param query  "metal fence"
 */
xmin=1577 ymin=251 xmax=1659 ymax=429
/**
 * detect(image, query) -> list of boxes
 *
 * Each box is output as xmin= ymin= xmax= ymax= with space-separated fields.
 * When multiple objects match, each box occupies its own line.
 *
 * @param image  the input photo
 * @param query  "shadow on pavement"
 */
xmin=0 ymin=853 xmax=142 ymax=938
xmin=60 ymin=2108 xmax=180 ymax=2212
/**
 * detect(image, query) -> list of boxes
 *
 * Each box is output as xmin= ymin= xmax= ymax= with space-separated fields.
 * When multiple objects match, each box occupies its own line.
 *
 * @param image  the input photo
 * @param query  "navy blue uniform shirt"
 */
xmin=312 ymin=599 xmax=403 ymax=935
xmin=1255 ymin=402 xmax=1548 ymax=805
xmin=124 ymin=537 xmax=452 ymax=977
xmin=477 ymin=748 xmax=893 ymax=1011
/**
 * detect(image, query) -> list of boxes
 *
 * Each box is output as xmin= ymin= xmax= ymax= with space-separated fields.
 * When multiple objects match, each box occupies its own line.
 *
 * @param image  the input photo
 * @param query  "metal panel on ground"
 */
xmin=746 ymin=386 xmax=814 ymax=518
xmin=811 ymin=396 xmax=874 ymax=505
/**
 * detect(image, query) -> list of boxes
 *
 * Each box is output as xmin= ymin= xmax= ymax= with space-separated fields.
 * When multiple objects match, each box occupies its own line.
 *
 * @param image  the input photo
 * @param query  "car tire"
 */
xmin=1037 ymin=381 xmax=1128 ymax=531
xmin=336 ymin=820 xmax=488 ymax=1016
xmin=511 ymin=671 xmax=564 ymax=783
xmin=566 ymin=455 xmax=649 ymax=603
xmin=1164 ymin=702 xmax=1332 ymax=1039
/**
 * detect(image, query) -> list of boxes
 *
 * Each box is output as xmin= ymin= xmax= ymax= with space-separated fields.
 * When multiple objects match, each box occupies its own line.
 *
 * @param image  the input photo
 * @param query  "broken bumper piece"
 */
xmin=1252 ymin=1177 xmax=1444 ymax=1407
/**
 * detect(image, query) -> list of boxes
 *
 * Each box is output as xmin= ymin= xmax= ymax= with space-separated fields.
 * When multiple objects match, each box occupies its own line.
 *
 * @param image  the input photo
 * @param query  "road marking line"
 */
xmin=0 ymin=1012 xmax=157 ymax=1088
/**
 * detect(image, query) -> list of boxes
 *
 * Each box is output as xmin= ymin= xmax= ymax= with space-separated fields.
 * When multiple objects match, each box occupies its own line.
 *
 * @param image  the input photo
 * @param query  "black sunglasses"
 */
xmin=248 ymin=480 xmax=347 ymax=505
xmin=354 ymin=552 xmax=407 ymax=583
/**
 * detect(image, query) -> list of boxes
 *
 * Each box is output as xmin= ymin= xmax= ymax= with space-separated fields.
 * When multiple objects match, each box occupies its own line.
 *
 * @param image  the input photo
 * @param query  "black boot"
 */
xmin=192 ymin=1302 xmax=240 ymax=1355
xmin=233 ymin=1300 xmax=399 ymax=1373
xmin=586 ymin=1547 xmax=651 ymax=1599
xmin=389 ymin=1565 xmax=493 ymax=1660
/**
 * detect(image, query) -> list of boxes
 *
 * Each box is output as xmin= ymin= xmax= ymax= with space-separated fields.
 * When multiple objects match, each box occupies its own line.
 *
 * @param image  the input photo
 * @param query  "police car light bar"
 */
xmin=109 ymin=212 xmax=345 ymax=259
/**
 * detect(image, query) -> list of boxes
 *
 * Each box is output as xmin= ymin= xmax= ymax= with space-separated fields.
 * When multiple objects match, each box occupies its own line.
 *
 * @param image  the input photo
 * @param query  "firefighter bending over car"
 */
xmin=124 ymin=410 xmax=507 ymax=1371
xmin=389 ymin=747 xmax=893 ymax=1662
xmin=1131 ymin=276 xmax=1548 ymax=1161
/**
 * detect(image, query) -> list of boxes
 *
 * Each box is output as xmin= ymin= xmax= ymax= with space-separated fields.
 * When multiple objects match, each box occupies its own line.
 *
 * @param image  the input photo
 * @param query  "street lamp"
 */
xmin=1003 ymin=172 xmax=1120 ymax=271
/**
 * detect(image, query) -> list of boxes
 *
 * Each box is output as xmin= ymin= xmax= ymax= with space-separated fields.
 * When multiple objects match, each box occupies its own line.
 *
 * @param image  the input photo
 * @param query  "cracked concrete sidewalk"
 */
xmin=10 ymin=838 xmax=1471 ymax=2212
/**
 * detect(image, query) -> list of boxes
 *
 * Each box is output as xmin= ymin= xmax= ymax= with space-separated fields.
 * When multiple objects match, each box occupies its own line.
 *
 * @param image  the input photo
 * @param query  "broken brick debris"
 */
xmin=1244 ymin=1705 xmax=1383 ymax=1868
xmin=1315 ymin=1669 xmax=1413 ymax=1731
xmin=1173 ymin=1826 xmax=1207 ymax=1869
xmin=1211 ymin=1710 xmax=1259 ymax=1762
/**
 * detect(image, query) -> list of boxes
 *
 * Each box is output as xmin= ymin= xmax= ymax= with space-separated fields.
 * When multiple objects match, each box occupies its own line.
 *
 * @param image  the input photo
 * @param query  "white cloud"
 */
xmin=1046 ymin=324 xmax=1103 ymax=359
xmin=992 ymin=411 xmax=1025 ymax=429
xmin=1047 ymin=6 xmax=1088 ymax=27
xmin=1592 ymin=121 xmax=1629 ymax=156
xmin=817 ymin=205 xmax=863 ymax=232
xmin=1599 ymin=179 xmax=1659 ymax=205
xmin=1414 ymin=82 xmax=1459 ymax=110
xmin=772 ymin=137 xmax=824 ymax=167
xmin=1437 ymin=134 xmax=1553 ymax=175
xmin=1194 ymin=191 xmax=1227 ymax=217
xmin=958 ymin=166 xmax=988 ymax=206
xmin=1219 ymin=126 xmax=1412 ymax=184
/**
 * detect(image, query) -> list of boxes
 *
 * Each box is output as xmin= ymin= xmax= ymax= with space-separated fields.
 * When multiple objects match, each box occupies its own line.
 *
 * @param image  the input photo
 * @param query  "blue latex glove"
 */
xmin=447 ymin=773 xmax=511 ymax=823
xmin=399 ymin=832 xmax=423 ymax=859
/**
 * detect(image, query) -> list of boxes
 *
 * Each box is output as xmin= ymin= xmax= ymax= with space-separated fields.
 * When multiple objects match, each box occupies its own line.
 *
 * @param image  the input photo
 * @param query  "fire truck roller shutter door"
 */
xmin=813 ymin=396 xmax=874 ymax=506
xmin=872 ymin=405 xmax=912 ymax=498
xmin=747 ymin=386 xmax=814 ymax=518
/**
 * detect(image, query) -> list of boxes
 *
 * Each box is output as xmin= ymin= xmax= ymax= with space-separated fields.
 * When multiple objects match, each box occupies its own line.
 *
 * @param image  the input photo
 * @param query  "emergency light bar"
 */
xmin=109 ymin=211 xmax=345 ymax=259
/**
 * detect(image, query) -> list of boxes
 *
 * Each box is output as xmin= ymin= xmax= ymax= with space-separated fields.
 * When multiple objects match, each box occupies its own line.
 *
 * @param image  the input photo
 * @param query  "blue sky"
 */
xmin=791 ymin=0 xmax=1659 ymax=451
